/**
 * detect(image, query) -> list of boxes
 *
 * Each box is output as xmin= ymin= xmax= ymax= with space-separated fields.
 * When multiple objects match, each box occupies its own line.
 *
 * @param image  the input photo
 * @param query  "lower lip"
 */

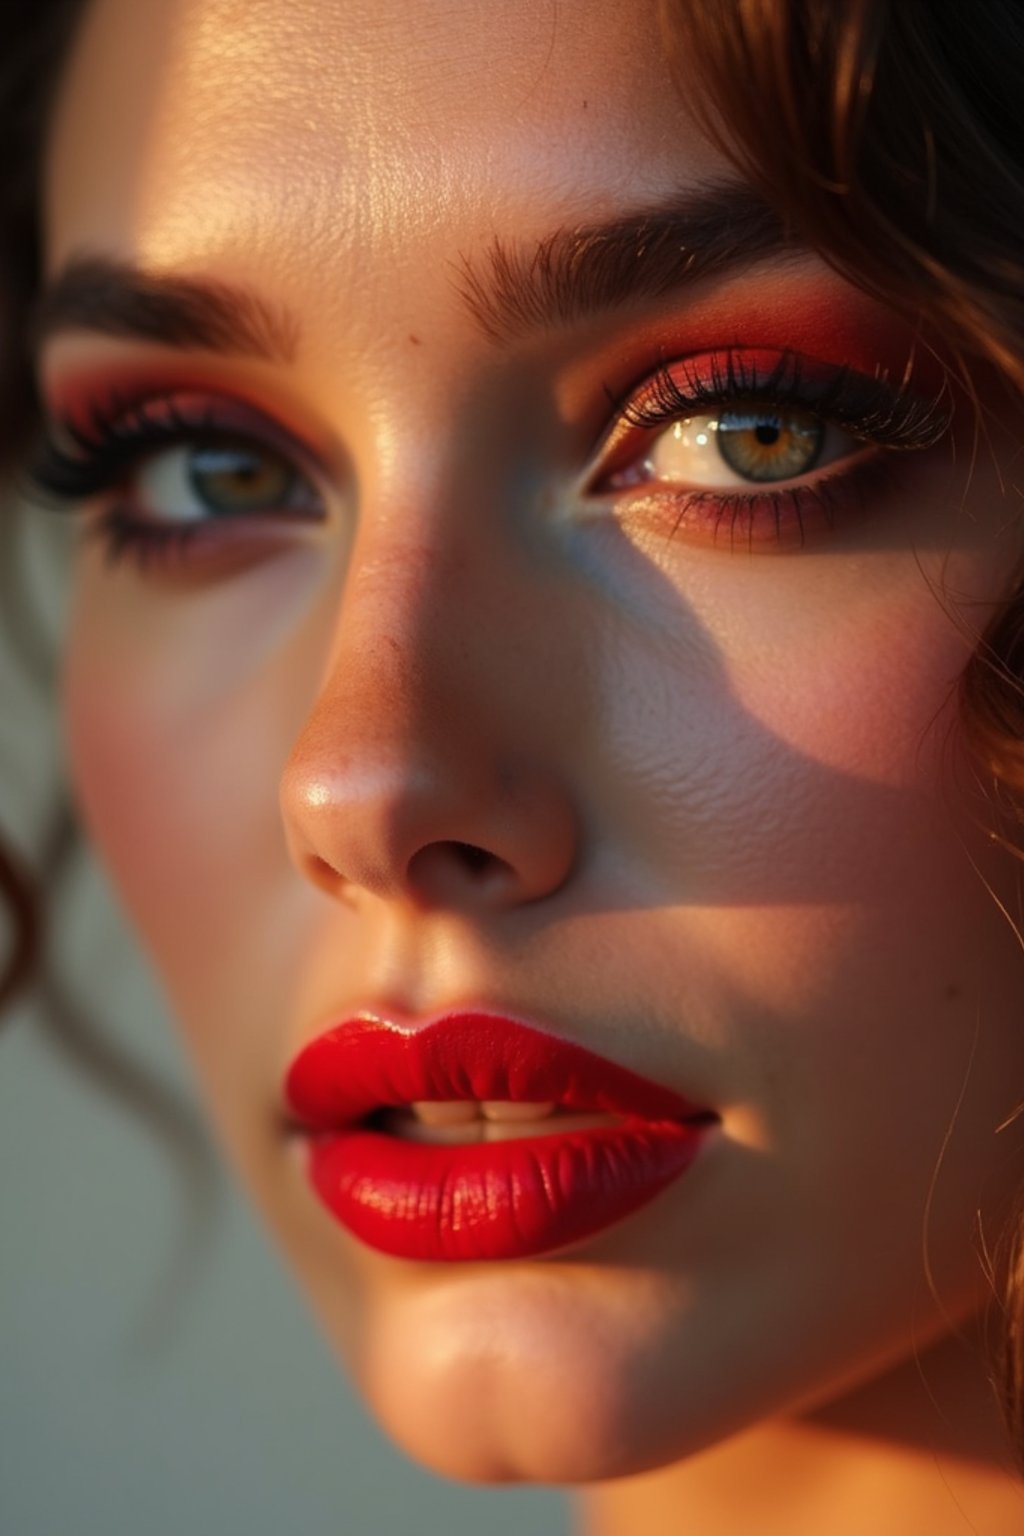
xmin=298 ymin=1115 xmax=714 ymax=1262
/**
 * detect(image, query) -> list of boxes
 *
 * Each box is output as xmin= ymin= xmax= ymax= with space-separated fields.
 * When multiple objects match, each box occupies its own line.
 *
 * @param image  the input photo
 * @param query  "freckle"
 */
xmin=944 ymin=982 xmax=961 ymax=1002
xmin=408 ymin=334 xmax=422 ymax=346
xmin=582 ymin=99 xmax=588 ymax=109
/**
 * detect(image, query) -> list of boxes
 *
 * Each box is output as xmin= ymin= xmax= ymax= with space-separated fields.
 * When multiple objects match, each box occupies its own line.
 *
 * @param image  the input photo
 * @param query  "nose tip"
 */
xmin=280 ymin=729 xmax=579 ymax=914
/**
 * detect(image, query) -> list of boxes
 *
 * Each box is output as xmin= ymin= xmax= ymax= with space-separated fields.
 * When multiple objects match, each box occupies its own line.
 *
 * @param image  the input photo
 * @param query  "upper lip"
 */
xmin=283 ymin=1010 xmax=714 ymax=1130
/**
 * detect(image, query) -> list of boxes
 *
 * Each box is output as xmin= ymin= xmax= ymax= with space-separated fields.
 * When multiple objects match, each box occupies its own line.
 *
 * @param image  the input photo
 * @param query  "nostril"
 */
xmin=283 ymin=749 xmax=577 ymax=908
xmin=405 ymin=838 xmax=514 ymax=907
xmin=451 ymin=841 xmax=497 ymax=874
xmin=296 ymin=838 xmax=512 ymax=906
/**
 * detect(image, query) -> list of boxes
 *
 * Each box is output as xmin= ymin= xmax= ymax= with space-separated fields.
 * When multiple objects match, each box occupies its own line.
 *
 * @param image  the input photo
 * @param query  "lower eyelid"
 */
xmin=596 ymin=450 xmax=897 ymax=554
xmin=81 ymin=502 xmax=325 ymax=583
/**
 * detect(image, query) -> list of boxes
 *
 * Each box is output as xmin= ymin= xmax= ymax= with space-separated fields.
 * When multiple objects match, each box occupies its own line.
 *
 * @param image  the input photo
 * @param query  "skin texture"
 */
xmin=41 ymin=0 xmax=1024 ymax=1529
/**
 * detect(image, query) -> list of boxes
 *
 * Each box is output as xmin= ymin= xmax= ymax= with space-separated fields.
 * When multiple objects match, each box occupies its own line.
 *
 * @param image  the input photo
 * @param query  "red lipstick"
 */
xmin=283 ymin=1012 xmax=716 ymax=1262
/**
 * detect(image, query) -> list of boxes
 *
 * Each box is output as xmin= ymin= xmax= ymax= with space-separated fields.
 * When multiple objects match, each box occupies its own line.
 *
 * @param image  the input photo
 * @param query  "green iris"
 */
xmin=187 ymin=440 xmax=296 ymax=515
xmin=715 ymin=408 xmax=824 ymax=483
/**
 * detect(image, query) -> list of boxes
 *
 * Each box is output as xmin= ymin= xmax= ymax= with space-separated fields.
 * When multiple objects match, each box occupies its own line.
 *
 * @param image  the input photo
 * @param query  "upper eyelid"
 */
xmin=40 ymin=367 xmax=344 ymax=463
xmin=27 ymin=392 xmax=335 ymax=521
xmin=65 ymin=389 xmax=314 ymax=454
xmin=37 ymin=389 xmax=325 ymax=476
xmin=610 ymin=351 xmax=871 ymax=427
xmin=586 ymin=348 xmax=954 ymax=482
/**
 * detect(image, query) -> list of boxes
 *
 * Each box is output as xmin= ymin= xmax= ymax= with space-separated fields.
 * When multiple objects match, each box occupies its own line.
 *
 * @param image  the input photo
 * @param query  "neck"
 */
xmin=576 ymin=1317 xmax=1024 ymax=1536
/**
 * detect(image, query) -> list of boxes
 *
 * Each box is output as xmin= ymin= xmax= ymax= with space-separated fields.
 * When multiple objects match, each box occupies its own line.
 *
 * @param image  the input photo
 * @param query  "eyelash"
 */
xmin=612 ymin=348 xmax=947 ymax=444
xmin=28 ymin=393 xmax=326 ymax=572
xmin=589 ymin=348 xmax=952 ymax=549
xmin=28 ymin=349 xmax=951 ymax=573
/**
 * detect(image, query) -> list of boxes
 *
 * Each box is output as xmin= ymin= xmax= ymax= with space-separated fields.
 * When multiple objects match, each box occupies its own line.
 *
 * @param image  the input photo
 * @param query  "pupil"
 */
xmin=189 ymin=442 xmax=291 ymax=514
xmin=715 ymin=408 xmax=824 ymax=483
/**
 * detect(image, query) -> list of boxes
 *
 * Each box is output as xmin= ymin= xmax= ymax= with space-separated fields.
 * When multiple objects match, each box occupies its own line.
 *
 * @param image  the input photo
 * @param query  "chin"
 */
xmin=330 ymin=1260 xmax=756 ymax=1485
xmin=296 ymin=1236 xmax=965 ymax=1488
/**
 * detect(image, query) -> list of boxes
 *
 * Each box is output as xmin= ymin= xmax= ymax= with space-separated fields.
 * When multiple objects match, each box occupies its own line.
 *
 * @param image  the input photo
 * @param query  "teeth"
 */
xmin=409 ymin=1099 xmax=558 ymax=1124
xmin=382 ymin=1106 xmax=623 ymax=1145
xmin=480 ymin=1100 xmax=557 ymax=1121
xmin=409 ymin=1100 xmax=479 ymax=1126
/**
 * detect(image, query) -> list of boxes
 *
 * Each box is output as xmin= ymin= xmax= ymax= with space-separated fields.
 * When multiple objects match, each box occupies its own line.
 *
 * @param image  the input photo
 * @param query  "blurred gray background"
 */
xmin=0 ymin=496 xmax=568 ymax=1535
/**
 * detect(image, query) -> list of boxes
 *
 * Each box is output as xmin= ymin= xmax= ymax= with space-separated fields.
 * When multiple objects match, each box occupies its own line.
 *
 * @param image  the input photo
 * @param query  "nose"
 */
xmin=279 ymin=532 xmax=580 ymax=915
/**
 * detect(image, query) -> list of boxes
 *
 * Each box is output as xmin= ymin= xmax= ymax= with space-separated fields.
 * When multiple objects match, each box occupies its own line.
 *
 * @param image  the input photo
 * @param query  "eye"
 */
xmin=581 ymin=347 xmax=953 ymax=553
xmin=611 ymin=405 xmax=861 ymax=492
xmin=29 ymin=393 xmax=330 ymax=576
xmin=132 ymin=436 xmax=321 ymax=524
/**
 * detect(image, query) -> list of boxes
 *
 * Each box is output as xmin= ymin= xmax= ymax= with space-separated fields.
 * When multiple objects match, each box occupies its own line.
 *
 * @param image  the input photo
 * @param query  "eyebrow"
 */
xmin=455 ymin=182 xmax=798 ymax=344
xmin=33 ymin=256 xmax=299 ymax=363
xmin=34 ymin=183 xmax=795 ymax=363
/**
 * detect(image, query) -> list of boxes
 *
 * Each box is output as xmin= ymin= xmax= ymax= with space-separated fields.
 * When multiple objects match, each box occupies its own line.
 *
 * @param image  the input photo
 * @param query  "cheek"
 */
xmin=587 ymin=537 xmax=1024 ymax=1228
xmin=591 ymin=540 xmax=982 ymax=912
xmin=58 ymin=552 xmax=329 ymax=1099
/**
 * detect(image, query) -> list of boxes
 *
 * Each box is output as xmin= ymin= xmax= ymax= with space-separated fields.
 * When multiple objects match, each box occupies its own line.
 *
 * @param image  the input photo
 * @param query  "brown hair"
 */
xmin=1 ymin=2 xmax=83 ymax=1013
xmin=2 ymin=0 xmax=1024 ymax=1437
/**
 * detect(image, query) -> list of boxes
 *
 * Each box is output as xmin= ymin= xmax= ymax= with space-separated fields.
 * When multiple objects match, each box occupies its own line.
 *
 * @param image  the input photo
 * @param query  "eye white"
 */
xmin=129 ymin=440 xmax=317 ymax=524
xmin=133 ymin=446 xmax=210 ymax=523
xmin=640 ymin=412 xmax=860 ymax=488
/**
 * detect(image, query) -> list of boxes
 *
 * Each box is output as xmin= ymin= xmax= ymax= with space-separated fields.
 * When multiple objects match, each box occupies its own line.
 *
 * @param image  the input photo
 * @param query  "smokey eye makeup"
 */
xmin=28 ymin=339 xmax=954 ymax=575
xmin=28 ymin=388 xmax=329 ymax=573
xmin=584 ymin=345 xmax=953 ymax=551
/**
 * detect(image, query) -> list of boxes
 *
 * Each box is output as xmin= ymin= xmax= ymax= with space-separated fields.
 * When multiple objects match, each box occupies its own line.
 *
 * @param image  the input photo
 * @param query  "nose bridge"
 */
xmin=279 ymin=490 xmax=581 ymax=910
xmin=324 ymin=488 xmax=532 ymax=790
xmin=332 ymin=523 xmax=478 ymax=748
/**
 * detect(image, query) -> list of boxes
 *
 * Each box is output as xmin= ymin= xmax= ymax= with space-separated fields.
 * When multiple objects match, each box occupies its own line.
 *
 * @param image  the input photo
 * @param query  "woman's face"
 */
xmin=44 ymin=0 xmax=1024 ymax=1483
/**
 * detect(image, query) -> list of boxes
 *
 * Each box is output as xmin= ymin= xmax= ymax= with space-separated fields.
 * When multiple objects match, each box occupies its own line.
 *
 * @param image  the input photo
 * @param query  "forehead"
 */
xmin=46 ymin=0 xmax=726 ymax=287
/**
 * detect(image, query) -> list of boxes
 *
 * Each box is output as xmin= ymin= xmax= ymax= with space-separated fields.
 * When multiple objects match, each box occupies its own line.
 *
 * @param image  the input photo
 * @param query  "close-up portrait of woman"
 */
xmin=3 ymin=1 xmax=1024 ymax=1532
